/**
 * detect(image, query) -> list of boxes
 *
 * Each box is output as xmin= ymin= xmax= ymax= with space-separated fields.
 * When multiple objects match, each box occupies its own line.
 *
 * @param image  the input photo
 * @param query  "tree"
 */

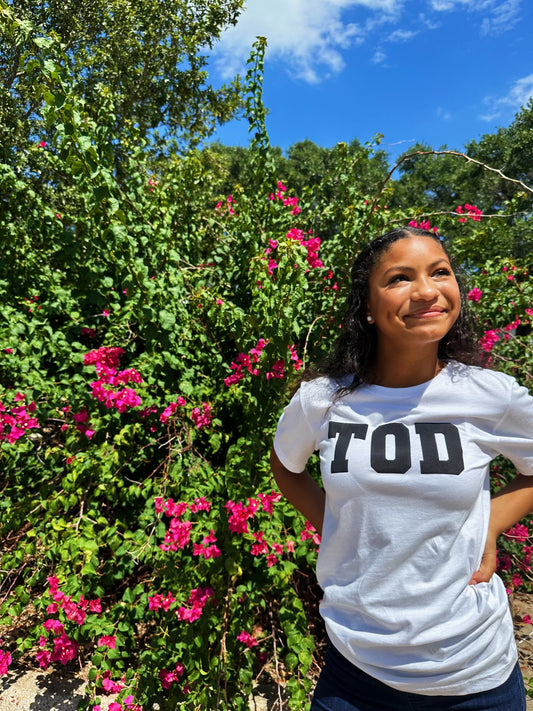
xmin=0 ymin=0 xmax=245 ymax=163
xmin=389 ymin=102 xmax=533 ymax=263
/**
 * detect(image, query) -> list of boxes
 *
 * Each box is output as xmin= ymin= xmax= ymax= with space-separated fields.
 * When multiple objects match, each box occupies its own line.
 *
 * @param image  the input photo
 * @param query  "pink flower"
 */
xmin=456 ymin=203 xmax=482 ymax=221
xmin=84 ymin=347 xmax=124 ymax=370
xmin=408 ymin=220 xmax=438 ymax=234
xmin=159 ymin=519 xmax=192 ymax=552
xmin=480 ymin=329 xmax=499 ymax=353
xmin=102 ymin=309 xmax=110 ymax=318
xmin=47 ymin=576 xmax=60 ymax=591
xmin=81 ymin=327 xmax=97 ymax=338
xmin=523 ymin=615 xmax=533 ymax=625
xmin=250 ymin=540 xmax=269 ymax=556
xmin=148 ymin=594 xmax=164 ymax=611
xmin=36 ymin=649 xmax=51 ymax=669
xmin=301 ymin=520 xmax=321 ymax=546
xmin=505 ymin=524 xmax=530 ymax=542
xmin=160 ymin=398 xmax=186 ymax=423
xmin=288 ymin=344 xmax=303 ymax=371
xmin=192 ymin=541 xmax=221 ymax=560
xmin=176 ymin=587 xmax=214 ymax=622
xmin=237 ymin=630 xmax=258 ymax=649
xmin=226 ymin=498 xmax=259 ymax=534
xmin=89 ymin=599 xmax=102 ymax=613
xmin=258 ymin=491 xmax=281 ymax=515
xmin=161 ymin=593 xmax=176 ymax=611
xmin=190 ymin=402 xmax=212 ymax=429
xmin=159 ymin=662 xmax=184 ymax=690
xmin=189 ymin=497 xmax=211 ymax=513
xmin=43 ymin=619 xmax=65 ymax=635
xmin=467 ymin=288 xmax=482 ymax=303
xmin=97 ymin=636 xmax=117 ymax=649
xmin=100 ymin=670 xmax=124 ymax=694
xmin=50 ymin=632 xmax=78 ymax=665
xmin=0 ymin=649 xmax=12 ymax=676
xmin=266 ymin=360 xmax=285 ymax=380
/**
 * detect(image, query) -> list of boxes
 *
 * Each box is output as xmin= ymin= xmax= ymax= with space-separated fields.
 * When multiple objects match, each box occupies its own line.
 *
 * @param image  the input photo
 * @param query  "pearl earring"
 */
xmin=367 ymin=315 xmax=373 ymax=323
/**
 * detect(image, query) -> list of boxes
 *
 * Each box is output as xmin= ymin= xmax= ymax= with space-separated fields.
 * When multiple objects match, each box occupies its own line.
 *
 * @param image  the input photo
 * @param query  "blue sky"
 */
xmin=208 ymin=0 xmax=533 ymax=161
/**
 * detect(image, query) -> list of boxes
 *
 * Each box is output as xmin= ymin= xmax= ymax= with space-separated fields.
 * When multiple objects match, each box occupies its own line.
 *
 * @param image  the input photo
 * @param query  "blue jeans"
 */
xmin=311 ymin=640 xmax=526 ymax=711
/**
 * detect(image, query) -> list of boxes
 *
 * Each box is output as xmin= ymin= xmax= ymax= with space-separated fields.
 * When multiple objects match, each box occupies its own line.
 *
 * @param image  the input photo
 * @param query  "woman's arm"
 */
xmin=470 ymin=473 xmax=533 ymax=584
xmin=270 ymin=448 xmax=326 ymax=535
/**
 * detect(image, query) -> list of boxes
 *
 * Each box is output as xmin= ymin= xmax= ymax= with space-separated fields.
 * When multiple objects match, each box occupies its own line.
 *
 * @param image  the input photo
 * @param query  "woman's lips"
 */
xmin=406 ymin=308 xmax=446 ymax=319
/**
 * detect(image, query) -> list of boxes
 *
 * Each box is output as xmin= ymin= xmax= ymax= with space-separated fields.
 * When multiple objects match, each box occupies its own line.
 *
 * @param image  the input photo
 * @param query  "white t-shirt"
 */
xmin=273 ymin=361 xmax=533 ymax=695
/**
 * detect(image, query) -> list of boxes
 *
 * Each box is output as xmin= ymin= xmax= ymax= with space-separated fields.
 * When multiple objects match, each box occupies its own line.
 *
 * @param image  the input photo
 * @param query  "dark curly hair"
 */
xmin=317 ymin=226 xmax=486 ymax=392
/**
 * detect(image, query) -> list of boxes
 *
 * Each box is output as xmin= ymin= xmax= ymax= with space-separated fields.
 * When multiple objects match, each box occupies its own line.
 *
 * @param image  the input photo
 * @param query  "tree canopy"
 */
xmin=0 ymin=0 xmax=245 ymax=163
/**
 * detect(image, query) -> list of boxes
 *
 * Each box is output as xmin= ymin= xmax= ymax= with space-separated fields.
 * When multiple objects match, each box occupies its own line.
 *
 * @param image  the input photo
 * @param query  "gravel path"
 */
xmin=0 ymin=668 xmax=280 ymax=710
xmin=0 ymin=666 xmax=107 ymax=710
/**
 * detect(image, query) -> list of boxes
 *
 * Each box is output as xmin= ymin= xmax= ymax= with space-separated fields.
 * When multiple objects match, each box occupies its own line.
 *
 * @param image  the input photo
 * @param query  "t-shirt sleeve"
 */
xmin=492 ymin=378 xmax=533 ymax=475
xmin=273 ymin=385 xmax=318 ymax=473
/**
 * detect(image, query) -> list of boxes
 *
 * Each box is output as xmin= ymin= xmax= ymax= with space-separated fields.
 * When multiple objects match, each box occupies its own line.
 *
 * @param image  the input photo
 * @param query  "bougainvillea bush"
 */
xmin=1 ymin=22 xmax=533 ymax=711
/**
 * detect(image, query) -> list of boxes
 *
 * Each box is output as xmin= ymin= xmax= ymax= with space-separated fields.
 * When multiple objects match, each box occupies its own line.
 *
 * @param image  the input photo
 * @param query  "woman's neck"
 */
xmin=367 ymin=346 xmax=444 ymax=388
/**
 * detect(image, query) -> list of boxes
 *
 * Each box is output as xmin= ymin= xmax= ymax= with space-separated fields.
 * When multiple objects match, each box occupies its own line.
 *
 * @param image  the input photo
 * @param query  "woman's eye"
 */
xmin=433 ymin=268 xmax=451 ymax=277
xmin=389 ymin=274 xmax=408 ymax=284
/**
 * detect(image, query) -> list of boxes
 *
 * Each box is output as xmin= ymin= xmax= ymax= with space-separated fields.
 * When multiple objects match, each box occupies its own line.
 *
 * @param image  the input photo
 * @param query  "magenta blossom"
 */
xmin=467 ymin=288 xmax=482 ymax=302
xmin=0 ymin=649 xmax=12 ymax=676
xmin=237 ymin=630 xmax=258 ymax=649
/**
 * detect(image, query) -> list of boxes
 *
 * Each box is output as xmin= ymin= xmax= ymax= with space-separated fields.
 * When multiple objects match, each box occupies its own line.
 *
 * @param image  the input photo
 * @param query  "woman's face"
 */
xmin=366 ymin=235 xmax=461 ymax=353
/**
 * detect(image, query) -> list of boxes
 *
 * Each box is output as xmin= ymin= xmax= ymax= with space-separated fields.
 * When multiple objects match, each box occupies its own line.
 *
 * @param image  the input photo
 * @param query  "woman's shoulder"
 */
xmin=295 ymin=374 xmax=352 ymax=410
xmin=444 ymin=361 xmax=521 ymax=395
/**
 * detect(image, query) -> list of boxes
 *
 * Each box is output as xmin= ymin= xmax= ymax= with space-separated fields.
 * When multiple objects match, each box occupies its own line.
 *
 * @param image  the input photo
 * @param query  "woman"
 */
xmin=271 ymin=226 xmax=533 ymax=710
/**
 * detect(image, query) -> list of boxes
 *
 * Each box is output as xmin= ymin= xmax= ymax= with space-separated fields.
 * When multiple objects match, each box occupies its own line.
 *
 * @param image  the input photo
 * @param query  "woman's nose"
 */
xmin=412 ymin=276 xmax=438 ymax=299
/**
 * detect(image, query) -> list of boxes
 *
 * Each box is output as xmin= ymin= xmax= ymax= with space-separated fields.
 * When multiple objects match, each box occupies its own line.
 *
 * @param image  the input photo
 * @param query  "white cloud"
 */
xmin=480 ymin=0 xmax=521 ymax=35
xmin=481 ymin=74 xmax=533 ymax=121
xmin=436 ymin=107 xmax=452 ymax=120
xmin=430 ymin=0 xmax=521 ymax=34
xmin=212 ymin=0 xmax=403 ymax=82
xmin=430 ymin=0 xmax=459 ymax=9
xmin=212 ymin=0 xmax=523 ymax=84
xmin=387 ymin=28 xmax=417 ymax=41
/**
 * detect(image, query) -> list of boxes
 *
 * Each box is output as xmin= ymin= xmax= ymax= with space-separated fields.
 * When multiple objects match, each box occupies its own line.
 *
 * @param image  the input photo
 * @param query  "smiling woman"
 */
xmin=365 ymin=233 xmax=461 ymax=387
xmin=270 ymin=226 xmax=533 ymax=711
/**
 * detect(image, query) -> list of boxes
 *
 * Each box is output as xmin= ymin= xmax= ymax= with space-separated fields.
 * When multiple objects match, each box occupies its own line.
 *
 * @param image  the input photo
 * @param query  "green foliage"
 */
xmin=390 ymin=103 xmax=533 ymax=262
xmin=0 ymin=17 xmax=532 ymax=711
xmin=0 ymin=0 xmax=245 ymax=162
